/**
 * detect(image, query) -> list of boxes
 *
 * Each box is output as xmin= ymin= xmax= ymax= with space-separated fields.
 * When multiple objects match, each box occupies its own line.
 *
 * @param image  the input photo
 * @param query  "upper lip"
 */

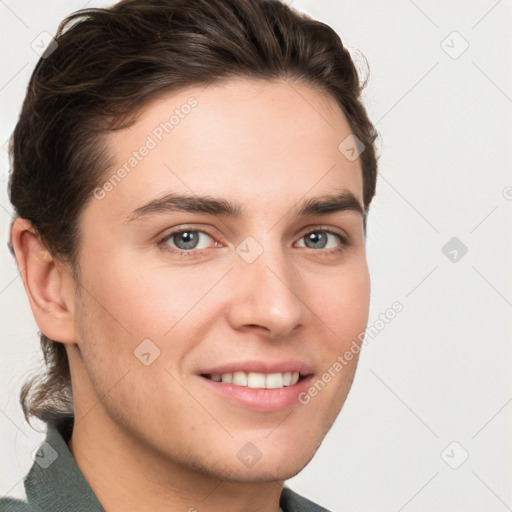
xmin=199 ymin=360 xmax=314 ymax=376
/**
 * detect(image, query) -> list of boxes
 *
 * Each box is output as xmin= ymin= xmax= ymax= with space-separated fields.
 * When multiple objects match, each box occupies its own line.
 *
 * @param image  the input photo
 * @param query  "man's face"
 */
xmin=70 ymin=78 xmax=370 ymax=481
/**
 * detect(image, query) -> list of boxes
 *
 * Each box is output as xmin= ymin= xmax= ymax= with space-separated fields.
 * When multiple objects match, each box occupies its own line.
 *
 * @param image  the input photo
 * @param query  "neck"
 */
xmin=68 ymin=407 xmax=284 ymax=512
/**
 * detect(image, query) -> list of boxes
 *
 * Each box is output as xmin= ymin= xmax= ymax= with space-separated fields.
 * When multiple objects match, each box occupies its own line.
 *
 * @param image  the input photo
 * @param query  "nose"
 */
xmin=225 ymin=247 xmax=308 ymax=339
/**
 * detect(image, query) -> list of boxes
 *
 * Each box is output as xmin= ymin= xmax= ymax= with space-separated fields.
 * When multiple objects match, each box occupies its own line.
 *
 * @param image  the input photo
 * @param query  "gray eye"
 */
xmin=170 ymin=231 xmax=200 ymax=250
xmin=303 ymin=232 xmax=328 ymax=249
xmin=296 ymin=231 xmax=342 ymax=250
xmin=161 ymin=229 xmax=217 ymax=253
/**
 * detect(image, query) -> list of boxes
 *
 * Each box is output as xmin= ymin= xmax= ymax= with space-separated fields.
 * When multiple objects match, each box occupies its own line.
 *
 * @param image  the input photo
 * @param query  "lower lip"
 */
xmin=199 ymin=375 xmax=314 ymax=412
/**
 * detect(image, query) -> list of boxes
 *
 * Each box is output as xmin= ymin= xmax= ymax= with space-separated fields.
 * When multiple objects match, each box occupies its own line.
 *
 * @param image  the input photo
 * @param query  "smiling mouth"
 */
xmin=202 ymin=371 xmax=303 ymax=390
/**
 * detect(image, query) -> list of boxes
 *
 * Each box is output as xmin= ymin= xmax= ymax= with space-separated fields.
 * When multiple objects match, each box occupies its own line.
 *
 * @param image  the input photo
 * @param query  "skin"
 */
xmin=12 ymin=78 xmax=370 ymax=512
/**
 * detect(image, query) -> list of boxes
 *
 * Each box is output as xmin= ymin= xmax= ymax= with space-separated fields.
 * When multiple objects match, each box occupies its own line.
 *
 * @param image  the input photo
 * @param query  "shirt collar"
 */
xmin=24 ymin=417 xmax=106 ymax=512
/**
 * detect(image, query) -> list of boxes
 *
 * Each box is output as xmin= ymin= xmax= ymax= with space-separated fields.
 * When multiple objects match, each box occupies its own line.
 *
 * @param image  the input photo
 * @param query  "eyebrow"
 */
xmin=126 ymin=194 xmax=242 ymax=222
xmin=125 ymin=190 xmax=365 ymax=223
xmin=298 ymin=192 xmax=365 ymax=217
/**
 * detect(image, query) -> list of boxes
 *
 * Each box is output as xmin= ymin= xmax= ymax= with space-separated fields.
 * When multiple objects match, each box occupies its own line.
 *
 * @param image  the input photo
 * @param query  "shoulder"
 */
xmin=280 ymin=486 xmax=332 ymax=512
xmin=0 ymin=497 xmax=32 ymax=512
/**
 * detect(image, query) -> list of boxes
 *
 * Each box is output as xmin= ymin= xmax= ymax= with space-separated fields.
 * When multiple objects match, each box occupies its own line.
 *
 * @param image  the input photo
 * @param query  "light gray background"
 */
xmin=1 ymin=1 xmax=511 ymax=510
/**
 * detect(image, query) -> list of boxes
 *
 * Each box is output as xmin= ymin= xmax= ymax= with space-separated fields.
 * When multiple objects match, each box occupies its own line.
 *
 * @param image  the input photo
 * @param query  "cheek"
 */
xmin=82 ymin=253 xmax=224 ymax=340
xmin=308 ymin=261 xmax=370 ymax=350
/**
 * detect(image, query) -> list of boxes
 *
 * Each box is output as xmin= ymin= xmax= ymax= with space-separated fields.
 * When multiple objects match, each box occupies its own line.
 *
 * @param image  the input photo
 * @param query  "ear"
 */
xmin=10 ymin=217 xmax=77 ymax=344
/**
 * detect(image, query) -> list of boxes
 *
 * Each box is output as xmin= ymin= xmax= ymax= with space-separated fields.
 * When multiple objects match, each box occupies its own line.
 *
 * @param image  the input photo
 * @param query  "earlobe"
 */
xmin=10 ymin=217 xmax=77 ymax=344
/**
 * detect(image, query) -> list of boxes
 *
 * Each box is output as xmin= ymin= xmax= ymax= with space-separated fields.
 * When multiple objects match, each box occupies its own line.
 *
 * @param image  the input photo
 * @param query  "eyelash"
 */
xmin=157 ymin=226 xmax=349 ymax=257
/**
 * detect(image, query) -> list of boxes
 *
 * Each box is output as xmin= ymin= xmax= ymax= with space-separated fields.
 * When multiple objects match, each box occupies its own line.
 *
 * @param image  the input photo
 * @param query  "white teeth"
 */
xmin=207 ymin=371 xmax=302 ymax=389
xmin=221 ymin=372 xmax=232 ymax=384
xmin=265 ymin=373 xmax=283 ymax=389
xmin=232 ymin=371 xmax=248 ymax=386
xmin=248 ymin=372 xmax=266 ymax=389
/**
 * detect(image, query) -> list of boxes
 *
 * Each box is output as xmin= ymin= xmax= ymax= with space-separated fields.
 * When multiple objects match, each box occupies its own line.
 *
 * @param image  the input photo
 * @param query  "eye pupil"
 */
xmin=173 ymin=231 xmax=199 ymax=250
xmin=305 ymin=232 xmax=327 ymax=249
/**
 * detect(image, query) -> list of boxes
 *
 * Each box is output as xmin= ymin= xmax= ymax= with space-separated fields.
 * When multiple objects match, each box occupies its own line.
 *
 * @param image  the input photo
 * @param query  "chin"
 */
xmin=223 ymin=435 xmax=324 ymax=483
xmin=208 ymin=453 xmax=317 ymax=484
xmin=169 ymin=434 xmax=322 ymax=484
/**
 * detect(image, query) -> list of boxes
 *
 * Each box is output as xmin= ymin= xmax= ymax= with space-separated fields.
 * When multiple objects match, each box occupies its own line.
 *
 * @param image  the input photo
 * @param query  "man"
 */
xmin=3 ymin=0 xmax=378 ymax=510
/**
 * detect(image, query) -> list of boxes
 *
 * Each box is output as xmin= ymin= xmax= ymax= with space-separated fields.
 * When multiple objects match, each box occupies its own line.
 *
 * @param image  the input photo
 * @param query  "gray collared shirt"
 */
xmin=1 ymin=418 xmax=331 ymax=512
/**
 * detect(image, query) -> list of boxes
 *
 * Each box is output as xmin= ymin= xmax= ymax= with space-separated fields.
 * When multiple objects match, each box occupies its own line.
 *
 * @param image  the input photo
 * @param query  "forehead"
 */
xmin=91 ymin=78 xmax=364 ymax=223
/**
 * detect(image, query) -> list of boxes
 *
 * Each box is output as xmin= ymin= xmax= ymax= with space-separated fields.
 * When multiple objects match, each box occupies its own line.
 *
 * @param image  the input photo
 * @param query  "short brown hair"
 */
xmin=9 ymin=0 xmax=378 ymax=424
